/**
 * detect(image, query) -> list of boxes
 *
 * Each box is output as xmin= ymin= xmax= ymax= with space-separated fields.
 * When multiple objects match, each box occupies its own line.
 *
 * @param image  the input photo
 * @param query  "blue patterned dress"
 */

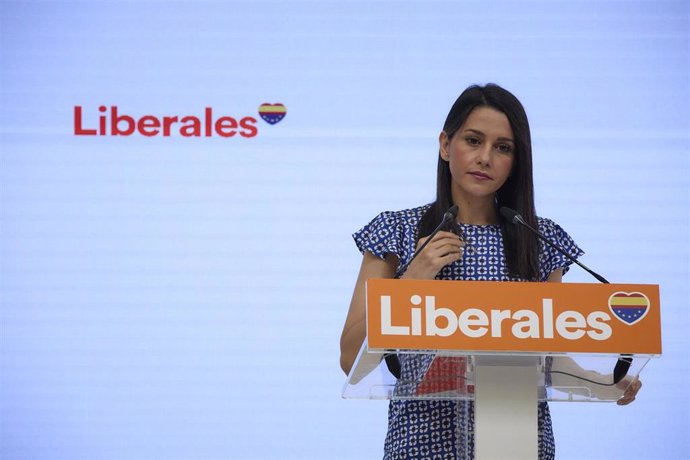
xmin=353 ymin=205 xmax=584 ymax=460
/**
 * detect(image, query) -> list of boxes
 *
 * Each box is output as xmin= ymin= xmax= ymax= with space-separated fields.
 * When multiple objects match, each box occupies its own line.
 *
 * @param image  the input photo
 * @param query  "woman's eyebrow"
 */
xmin=462 ymin=128 xmax=484 ymax=136
xmin=463 ymin=128 xmax=514 ymax=143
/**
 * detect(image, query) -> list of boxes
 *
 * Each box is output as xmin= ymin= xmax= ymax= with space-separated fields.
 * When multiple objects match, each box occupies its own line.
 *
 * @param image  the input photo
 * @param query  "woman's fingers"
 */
xmin=405 ymin=231 xmax=465 ymax=279
xmin=433 ymin=240 xmax=464 ymax=256
xmin=439 ymin=250 xmax=463 ymax=266
xmin=424 ymin=234 xmax=464 ymax=268
xmin=421 ymin=231 xmax=464 ymax=252
xmin=617 ymin=378 xmax=642 ymax=406
xmin=435 ymin=233 xmax=464 ymax=256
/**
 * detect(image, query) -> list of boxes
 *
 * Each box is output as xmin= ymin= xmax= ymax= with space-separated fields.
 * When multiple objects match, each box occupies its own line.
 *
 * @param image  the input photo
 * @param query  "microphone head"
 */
xmin=499 ymin=206 xmax=521 ymax=224
xmin=442 ymin=205 xmax=459 ymax=224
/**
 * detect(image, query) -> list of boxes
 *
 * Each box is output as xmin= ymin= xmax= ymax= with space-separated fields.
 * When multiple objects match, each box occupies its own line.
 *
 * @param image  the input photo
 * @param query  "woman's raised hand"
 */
xmin=400 ymin=231 xmax=465 ymax=280
xmin=616 ymin=377 xmax=643 ymax=406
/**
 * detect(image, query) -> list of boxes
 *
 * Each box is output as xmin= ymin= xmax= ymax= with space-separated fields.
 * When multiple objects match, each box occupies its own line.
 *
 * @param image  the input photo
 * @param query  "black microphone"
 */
xmin=499 ymin=207 xmax=609 ymax=283
xmin=385 ymin=205 xmax=459 ymax=379
xmin=499 ymin=206 xmax=632 ymax=384
xmin=396 ymin=205 xmax=459 ymax=278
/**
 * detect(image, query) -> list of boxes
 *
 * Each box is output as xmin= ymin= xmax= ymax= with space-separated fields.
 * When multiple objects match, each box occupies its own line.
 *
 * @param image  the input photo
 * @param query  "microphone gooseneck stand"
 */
xmin=384 ymin=205 xmax=459 ymax=379
xmin=499 ymin=206 xmax=633 ymax=385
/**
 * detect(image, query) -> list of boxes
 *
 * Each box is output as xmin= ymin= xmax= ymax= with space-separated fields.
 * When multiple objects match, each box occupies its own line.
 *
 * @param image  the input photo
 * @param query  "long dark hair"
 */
xmin=418 ymin=83 xmax=539 ymax=280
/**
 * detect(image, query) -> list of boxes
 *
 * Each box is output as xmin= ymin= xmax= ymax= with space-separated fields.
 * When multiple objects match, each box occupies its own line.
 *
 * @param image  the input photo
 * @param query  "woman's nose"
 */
xmin=476 ymin=145 xmax=491 ymax=165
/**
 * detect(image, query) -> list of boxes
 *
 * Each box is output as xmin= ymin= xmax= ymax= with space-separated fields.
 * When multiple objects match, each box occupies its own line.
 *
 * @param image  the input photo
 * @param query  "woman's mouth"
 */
xmin=468 ymin=171 xmax=492 ymax=180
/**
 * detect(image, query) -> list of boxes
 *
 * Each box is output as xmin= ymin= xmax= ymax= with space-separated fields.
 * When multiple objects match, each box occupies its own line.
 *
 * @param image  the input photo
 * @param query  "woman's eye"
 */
xmin=465 ymin=137 xmax=480 ymax=146
xmin=496 ymin=143 xmax=513 ymax=153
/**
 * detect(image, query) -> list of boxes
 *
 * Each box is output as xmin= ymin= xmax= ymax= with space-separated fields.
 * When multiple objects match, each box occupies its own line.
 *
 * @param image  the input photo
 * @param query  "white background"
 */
xmin=1 ymin=1 xmax=688 ymax=459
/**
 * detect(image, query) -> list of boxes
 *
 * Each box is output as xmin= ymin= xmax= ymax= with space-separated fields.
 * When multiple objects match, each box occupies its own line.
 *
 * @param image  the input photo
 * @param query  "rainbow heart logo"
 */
xmin=258 ymin=103 xmax=287 ymax=125
xmin=608 ymin=291 xmax=650 ymax=325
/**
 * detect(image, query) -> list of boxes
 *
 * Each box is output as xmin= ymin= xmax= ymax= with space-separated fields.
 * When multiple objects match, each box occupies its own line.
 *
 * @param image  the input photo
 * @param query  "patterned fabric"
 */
xmin=353 ymin=204 xmax=584 ymax=460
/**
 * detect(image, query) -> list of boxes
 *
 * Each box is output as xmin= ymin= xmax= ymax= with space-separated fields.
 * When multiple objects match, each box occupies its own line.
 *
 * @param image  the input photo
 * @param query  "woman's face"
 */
xmin=439 ymin=106 xmax=515 ymax=205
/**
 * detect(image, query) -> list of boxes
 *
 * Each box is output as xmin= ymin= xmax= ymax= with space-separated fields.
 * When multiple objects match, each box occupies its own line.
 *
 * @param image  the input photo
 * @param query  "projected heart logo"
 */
xmin=608 ymin=292 xmax=650 ymax=325
xmin=258 ymin=103 xmax=287 ymax=125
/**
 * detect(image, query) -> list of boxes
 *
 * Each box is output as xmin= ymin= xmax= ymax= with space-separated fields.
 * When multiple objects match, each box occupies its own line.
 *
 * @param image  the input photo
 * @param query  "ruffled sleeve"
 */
xmin=352 ymin=211 xmax=404 ymax=261
xmin=538 ymin=217 xmax=585 ymax=280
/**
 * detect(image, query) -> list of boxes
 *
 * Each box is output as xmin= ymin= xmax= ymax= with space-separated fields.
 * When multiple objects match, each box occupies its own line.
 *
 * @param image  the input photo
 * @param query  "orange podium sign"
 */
xmin=366 ymin=279 xmax=661 ymax=355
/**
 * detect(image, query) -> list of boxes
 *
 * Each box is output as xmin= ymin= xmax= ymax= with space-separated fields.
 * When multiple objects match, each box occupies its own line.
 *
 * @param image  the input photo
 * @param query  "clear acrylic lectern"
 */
xmin=343 ymin=279 xmax=661 ymax=459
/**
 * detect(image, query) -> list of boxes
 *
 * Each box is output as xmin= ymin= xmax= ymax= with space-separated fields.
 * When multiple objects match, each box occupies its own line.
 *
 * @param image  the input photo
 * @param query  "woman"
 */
xmin=339 ymin=84 xmax=640 ymax=459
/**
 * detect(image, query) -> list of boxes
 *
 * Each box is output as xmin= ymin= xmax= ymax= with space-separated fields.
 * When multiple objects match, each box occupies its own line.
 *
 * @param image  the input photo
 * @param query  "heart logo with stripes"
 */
xmin=608 ymin=292 xmax=650 ymax=325
xmin=258 ymin=103 xmax=287 ymax=125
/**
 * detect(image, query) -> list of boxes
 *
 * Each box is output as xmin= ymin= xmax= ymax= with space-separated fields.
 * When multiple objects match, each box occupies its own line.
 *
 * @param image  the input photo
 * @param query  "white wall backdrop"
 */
xmin=1 ymin=1 xmax=688 ymax=459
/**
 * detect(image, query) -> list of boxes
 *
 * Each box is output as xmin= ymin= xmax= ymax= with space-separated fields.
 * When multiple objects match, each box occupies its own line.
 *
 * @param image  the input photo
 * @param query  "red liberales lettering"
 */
xmin=138 ymin=115 xmax=161 ymax=137
xmin=74 ymin=106 xmax=97 ymax=135
xmin=99 ymin=106 xmax=107 ymax=135
xmin=240 ymin=117 xmax=258 ymax=138
xmin=204 ymin=107 xmax=213 ymax=137
xmin=180 ymin=116 xmax=201 ymax=137
xmin=111 ymin=106 xmax=136 ymax=136
xmin=162 ymin=116 xmax=178 ymax=136
xmin=73 ymin=106 xmax=265 ymax=138
xmin=215 ymin=116 xmax=238 ymax=137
